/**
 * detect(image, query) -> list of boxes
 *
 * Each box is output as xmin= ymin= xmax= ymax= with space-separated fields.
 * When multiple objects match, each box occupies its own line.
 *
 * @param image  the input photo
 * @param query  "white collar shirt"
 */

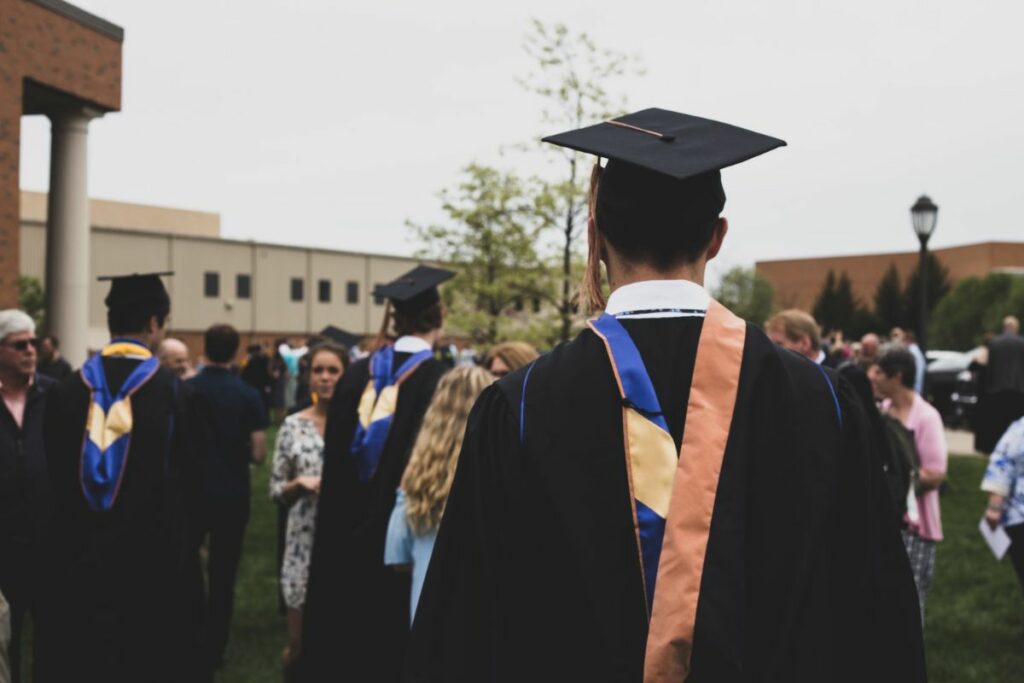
xmin=394 ymin=336 xmax=433 ymax=354
xmin=603 ymin=279 xmax=710 ymax=319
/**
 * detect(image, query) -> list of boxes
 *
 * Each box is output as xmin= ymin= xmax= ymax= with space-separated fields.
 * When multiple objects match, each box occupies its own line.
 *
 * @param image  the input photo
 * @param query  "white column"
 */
xmin=45 ymin=109 xmax=99 ymax=368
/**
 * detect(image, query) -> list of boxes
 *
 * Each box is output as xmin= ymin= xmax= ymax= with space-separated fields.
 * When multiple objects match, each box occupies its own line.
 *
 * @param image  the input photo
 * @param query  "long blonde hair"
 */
xmin=401 ymin=366 xmax=493 ymax=535
xmin=484 ymin=341 xmax=539 ymax=373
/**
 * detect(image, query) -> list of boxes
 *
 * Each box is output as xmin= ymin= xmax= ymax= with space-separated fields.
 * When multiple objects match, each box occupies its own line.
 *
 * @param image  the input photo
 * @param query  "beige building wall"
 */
xmin=21 ymin=190 xmax=220 ymax=238
xmin=18 ymin=192 xmax=425 ymax=358
xmin=19 ymin=222 xmax=46 ymax=278
xmin=310 ymin=251 xmax=373 ymax=333
xmin=170 ymin=236 xmax=255 ymax=333
xmin=252 ymin=245 xmax=311 ymax=334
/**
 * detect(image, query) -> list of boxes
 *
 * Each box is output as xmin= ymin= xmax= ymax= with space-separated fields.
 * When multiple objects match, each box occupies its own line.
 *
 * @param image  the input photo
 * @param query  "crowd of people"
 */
xmin=2 ymin=108 xmax=1024 ymax=682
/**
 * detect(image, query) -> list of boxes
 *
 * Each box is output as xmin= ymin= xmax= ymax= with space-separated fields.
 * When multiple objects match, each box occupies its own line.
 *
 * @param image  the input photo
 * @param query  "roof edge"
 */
xmin=29 ymin=0 xmax=124 ymax=42
xmin=755 ymin=240 xmax=1024 ymax=267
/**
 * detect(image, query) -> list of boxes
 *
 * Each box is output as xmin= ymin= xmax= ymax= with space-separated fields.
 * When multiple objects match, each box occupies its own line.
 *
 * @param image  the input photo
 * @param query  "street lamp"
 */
xmin=910 ymin=195 xmax=939 ymax=353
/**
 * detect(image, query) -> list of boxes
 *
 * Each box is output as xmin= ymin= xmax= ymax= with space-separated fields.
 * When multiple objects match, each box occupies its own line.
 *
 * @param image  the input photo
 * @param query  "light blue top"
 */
xmin=909 ymin=343 xmax=926 ymax=395
xmin=982 ymin=417 xmax=1024 ymax=528
xmin=384 ymin=489 xmax=438 ymax=625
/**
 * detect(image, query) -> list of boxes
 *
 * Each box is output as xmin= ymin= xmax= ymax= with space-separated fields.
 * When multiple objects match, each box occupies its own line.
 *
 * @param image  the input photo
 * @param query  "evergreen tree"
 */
xmin=812 ymin=270 xmax=838 ymax=331
xmin=833 ymin=272 xmax=858 ymax=330
xmin=873 ymin=263 xmax=904 ymax=332
xmin=904 ymin=252 xmax=952 ymax=339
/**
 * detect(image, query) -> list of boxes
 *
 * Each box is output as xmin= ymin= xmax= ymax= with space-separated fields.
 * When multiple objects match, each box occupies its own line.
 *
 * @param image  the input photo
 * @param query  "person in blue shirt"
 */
xmin=384 ymin=365 xmax=493 ymax=623
xmin=982 ymin=416 xmax=1024 ymax=595
xmin=187 ymin=324 xmax=269 ymax=671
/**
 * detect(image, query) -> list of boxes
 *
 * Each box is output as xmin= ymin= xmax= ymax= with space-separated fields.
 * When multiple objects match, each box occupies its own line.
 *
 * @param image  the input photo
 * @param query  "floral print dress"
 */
xmin=270 ymin=413 xmax=324 ymax=609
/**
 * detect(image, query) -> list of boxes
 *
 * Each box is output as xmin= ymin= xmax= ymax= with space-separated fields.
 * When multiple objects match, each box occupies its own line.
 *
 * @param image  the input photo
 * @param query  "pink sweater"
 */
xmin=887 ymin=394 xmax=948 ymax=541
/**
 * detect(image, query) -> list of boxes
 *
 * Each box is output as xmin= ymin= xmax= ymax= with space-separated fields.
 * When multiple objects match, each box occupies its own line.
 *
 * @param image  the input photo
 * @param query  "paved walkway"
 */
xmin=946 ymin=429 xmax=983 ymax=458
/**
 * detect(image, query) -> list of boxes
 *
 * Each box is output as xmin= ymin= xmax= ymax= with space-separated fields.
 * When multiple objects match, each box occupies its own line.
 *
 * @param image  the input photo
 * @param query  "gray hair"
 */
xmin=0 ymin=309 xmax=36 ymax=342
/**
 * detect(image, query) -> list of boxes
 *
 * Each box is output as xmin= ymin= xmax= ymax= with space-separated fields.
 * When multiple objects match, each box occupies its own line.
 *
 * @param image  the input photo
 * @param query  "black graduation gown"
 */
xmin=40 ymin=359 xmax=206 ymax=683
xmin=300 ymin=353 xmax=448 ymax=682
xmin=407 ymin=318 xmax=926 ymax=683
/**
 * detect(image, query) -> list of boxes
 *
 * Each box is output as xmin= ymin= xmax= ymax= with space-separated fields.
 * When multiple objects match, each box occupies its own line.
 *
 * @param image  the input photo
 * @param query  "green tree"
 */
xmin=411 ymin=164 xmax=551 ymax=345
xmin=847 ymin=307 xmax=882 ymax=340
xmin=982 ymin=275 xmax=1024 ymax=334
xmin=713 ymin=266 xmax=775 ymax=326
xmin=873 ymin=263 xmax=903 ymax=332
xmin=812 ymin=270 xmax=838 ymax=331
xmin=904 ymin=252 xmax=951 ymax=338
xmin=813 ymin=270 xmax=872 ymax=336
xmin=18 ymin=276 xmax=46 ymax=329
xmin=930 ymin=273 xmax=1024 ymax=350
xmin=519 ymin=19 xmax=641 ymax=342
xmin=832 ymin=272 xmax=858 ymax=331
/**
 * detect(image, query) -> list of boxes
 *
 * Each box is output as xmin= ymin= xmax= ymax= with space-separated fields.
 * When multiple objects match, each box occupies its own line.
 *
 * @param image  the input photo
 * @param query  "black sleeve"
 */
xmin=43 ymin=377 xmax=85 ymax=520
xmin=299 ymin=361 xmax=366 ymax=671
xmin=175 ymin=380 xmax=208 ymax=548
xmin=405 ymin=385 xmax=523 ymax=683
xmin=832 ymin=375 xmax=927 ymax=682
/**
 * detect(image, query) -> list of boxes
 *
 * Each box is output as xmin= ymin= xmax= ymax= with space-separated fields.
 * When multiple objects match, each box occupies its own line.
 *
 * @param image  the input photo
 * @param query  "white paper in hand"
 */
xmin=978 ymin=518 xmax=1012 ymax=561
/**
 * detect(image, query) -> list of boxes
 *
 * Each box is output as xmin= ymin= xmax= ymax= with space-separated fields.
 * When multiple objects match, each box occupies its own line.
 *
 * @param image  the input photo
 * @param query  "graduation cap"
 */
xmin=543 ymin=108 xmax=786 ymax=243
xmin=98 ymin=272 xmax=172 ymax=311
xmin=541 ymin=108 xmax=786 ymax=181
xmin=319 ymin=325 xmax=363 ymax=349
xmin=373 ymin=265 xmax=455 ymax=316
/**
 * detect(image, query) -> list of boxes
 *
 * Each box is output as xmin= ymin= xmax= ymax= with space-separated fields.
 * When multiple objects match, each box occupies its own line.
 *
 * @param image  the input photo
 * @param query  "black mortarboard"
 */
xmin=373 ymin=265 xmax=454 ymax=315
xmin=99 ymin=272 xmax=172 ymax=311
xmin=544 ymin=109 xmax=786 ymax=239
xmin=541 ymin=108 xmax=785 ymax=181
xmin=319 ymin=325 xmax=363 ymax=349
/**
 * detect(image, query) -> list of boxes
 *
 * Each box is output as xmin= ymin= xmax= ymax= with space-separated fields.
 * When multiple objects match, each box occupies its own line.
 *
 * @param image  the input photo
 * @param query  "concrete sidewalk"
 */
xmin=946 ymin=429 xmax=983 ymax=458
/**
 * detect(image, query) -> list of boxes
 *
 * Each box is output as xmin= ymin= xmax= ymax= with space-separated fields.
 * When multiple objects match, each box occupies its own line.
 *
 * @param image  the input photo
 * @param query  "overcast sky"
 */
xmin=19 ymin=0 xmax=1024 ymax=284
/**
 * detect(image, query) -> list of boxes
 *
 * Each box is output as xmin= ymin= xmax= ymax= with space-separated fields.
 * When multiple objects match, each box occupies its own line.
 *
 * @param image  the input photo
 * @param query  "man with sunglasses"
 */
xmin=0 ymin=309 xmax=53 ymax=683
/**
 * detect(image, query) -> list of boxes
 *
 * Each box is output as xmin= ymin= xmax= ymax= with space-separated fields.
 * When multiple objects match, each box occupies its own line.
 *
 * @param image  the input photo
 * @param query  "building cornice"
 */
xmin=29 ymin=0 xmax=124 ymax=42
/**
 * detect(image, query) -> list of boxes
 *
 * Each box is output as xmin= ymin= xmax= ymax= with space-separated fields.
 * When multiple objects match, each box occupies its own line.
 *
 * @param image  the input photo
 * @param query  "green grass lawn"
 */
xmin=219 ymin=425 xmax=287 ymax=682
xmin=217 ymin=450 xmax=1022 ymax=682
xmin=925 ymin=456 xmax=1024 ymax=683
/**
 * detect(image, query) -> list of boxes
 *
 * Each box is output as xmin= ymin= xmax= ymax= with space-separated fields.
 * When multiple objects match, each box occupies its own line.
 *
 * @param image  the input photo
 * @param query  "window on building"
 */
xmin=236 ymin=274 xmax=251 ymax=300
xmin=204 ymin=272 xmax=219 ymax=298
xmin=373 ymin=283 xmax=385 ymax=306
xmin=291 ymin=278 xmax=304 ymax=302
xmin=318 ymin=279 xmax=331 ymax=303
xmin=346 ymin=281 xmax=359 ymax=304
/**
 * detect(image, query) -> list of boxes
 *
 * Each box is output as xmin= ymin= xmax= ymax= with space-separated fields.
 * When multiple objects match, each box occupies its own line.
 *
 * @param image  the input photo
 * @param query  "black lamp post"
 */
xmin=910 ymin=195 xmax=939 ymax=354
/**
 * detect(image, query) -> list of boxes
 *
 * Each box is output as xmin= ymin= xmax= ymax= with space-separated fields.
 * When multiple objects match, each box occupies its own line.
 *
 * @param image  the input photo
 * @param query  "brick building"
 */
xmin=1 ymin=0 xmax=123 ymax=365
xmin=756 ymin=241 xmax=1024 ymax=312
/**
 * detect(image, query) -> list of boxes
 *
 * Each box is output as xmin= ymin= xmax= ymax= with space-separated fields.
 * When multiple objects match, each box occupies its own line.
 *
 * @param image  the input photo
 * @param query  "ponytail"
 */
xmin=578 ymin=161 xmax=607 ymax=314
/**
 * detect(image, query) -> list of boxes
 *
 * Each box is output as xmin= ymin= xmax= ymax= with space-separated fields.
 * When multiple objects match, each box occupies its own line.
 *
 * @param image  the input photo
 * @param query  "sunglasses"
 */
xmin=3 ymin=337 xmax=41 ymax=352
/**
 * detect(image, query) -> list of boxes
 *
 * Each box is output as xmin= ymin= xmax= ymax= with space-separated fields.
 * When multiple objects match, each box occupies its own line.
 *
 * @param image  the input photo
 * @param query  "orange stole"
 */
xmin=643 ymin=299 xmax=746 ymax=683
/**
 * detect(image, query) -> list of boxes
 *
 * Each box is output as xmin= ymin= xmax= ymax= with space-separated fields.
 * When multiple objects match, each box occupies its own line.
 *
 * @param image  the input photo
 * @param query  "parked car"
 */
xmin=925 ymin=348 xmax=983 ymax=428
